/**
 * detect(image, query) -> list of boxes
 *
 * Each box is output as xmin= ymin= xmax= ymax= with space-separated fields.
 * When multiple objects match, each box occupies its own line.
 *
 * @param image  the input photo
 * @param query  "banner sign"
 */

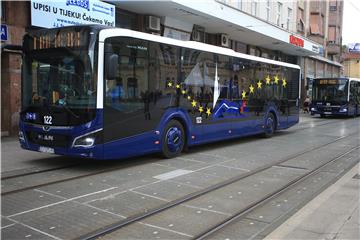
xmin=348 ymin=43 xmax=360 ymax=53
xmin=163 ymin=27 xmax=191 ymax=41
xmin=31 ymin=0 xmax=115 ymax=28
xmin=289 ymin=35 xmax=304 ymax=48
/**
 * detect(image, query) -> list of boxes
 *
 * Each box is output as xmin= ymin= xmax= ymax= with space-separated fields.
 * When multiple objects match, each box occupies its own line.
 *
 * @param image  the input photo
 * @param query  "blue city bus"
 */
xmin=310 ymin=78 xmax=360 ymax=117
xmin=19 ymin=25 xmax=300 ymax=160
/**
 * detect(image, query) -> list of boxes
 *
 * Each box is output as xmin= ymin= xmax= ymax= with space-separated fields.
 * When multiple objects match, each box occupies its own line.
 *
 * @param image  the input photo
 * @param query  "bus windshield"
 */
xmin=312 ymin=79 xmax=348 ymax=103
xmin=22 ymin=49 xmax=96 ymax=109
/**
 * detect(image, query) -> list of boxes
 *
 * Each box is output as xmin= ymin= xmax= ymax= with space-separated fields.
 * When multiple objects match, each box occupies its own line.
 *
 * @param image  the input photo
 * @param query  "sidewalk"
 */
xmin=1 ymin=137 xmax=60 ymax=173
xmin=264 ymin=163 xmax=360 ymax=240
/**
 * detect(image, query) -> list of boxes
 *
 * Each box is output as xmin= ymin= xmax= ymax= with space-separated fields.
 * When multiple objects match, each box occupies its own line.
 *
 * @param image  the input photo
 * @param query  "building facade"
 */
xmin=1 ymin=0 xmax=341 ymax=136
xmin=1 ymin=1 xmax=29 ymax=136
xmin=296 ymin=0 xmax=343 ymax=96
xmin=342 ymin=52 xmax=360 ymax=78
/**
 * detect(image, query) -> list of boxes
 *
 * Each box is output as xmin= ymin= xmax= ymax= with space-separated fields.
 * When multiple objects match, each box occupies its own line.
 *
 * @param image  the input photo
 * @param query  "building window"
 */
xmin=251 ymin=0 xmax=258 ymax=16
xmin=1 ymin=1 xmax=6 ymax=21
xmin=328 ymin=26 xmax=336 ymax=44
xmin=277 ymin=2 xmax=283 ymax=26
xmin=266 ymin=0 xmax=271 ymax=22
xmin=297 ymin=7 xmax=305 ymax=32
xmin=287 ymin=8 xmax=292 ymax=30
xmin=329 ymin=0 xmax=337 ymax=11
xmin=116 ymin=9 xmax=138 ymax=30
xmin=237 ymin=0 xmax=242 ymax=10
xmin=310 ymin=13 xmax=324 ymax=35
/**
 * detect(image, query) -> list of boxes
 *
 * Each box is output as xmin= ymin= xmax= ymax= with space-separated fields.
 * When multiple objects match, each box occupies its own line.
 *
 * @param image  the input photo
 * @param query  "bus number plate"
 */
xmin=39 ymin=146 xmax=54 ymax=154
xmin=44 ymin=115 xmax=53 ymax=125
xmin=324 ymin=112 xmax=332 ymax=115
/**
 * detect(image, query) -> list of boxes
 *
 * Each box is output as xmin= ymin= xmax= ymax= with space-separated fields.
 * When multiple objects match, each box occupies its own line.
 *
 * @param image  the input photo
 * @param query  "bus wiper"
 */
xmin=59 ymin=104 xmax=79 ymax=119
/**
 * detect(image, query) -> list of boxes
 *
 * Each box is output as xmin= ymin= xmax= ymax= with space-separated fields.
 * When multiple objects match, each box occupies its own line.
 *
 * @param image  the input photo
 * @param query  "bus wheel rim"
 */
xmin=166 ymin=127 xmax=182 ymax=153
xmin=265 ymin=116 xmax=274 ymax=134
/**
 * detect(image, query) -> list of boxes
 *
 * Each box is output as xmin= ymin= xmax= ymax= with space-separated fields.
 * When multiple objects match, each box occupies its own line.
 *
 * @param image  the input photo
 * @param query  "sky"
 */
xmin=342 ymin=0 xmax=360 ymax=45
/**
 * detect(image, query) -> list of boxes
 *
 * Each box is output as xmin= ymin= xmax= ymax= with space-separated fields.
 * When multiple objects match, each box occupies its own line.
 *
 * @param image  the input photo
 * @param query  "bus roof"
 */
xmin=99 ymin=27 xmax=301 ymax=70
xmin=313 ymin=77 xmax=360 ymax=82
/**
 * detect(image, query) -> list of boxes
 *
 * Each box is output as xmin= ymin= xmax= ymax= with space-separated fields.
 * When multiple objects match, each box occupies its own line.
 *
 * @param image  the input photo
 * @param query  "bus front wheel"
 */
xmin=161 ymin=120 xmax=185 ymax=158
xmin=264 ymin=113 xmax=276 ymax=138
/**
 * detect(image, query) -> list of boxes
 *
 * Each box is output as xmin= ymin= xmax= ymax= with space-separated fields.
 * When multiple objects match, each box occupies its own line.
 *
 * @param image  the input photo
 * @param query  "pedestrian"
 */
xmin=303 ymin=95 xmax=311 ymax=113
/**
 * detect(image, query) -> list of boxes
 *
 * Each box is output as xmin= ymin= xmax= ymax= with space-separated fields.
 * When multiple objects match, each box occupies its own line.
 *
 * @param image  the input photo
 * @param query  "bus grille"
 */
xmin=26 ymin=131 xmax=69 ymax=148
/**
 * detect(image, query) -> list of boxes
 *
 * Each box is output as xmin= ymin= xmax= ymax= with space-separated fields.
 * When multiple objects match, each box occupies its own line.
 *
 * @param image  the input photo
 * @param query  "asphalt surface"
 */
xmin=1 ymin=114 xmax=359 ymax=240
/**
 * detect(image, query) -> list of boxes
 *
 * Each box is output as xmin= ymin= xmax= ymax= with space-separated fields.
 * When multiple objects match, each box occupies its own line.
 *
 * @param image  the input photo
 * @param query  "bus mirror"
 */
xmin=105 ymin=54 xmax=118 ymax=80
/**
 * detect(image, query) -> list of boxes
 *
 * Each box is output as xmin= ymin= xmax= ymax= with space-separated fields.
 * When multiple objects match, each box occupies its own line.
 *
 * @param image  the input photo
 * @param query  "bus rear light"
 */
xmin=191 ymin=135 xmax=195 ymax=139
xmin=154 ymin=141 xmax=160 ymax=145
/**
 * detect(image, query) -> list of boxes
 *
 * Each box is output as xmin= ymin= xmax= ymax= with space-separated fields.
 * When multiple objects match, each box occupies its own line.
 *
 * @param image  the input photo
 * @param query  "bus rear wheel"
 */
xmin=162 ymin=120 xmax=185 ymax=158
xmin=264 ymin=113 xmax=276 ymax=138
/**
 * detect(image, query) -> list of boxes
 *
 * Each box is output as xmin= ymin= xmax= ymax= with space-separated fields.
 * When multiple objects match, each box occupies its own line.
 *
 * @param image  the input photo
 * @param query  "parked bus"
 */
xmin=310 ymin=78 xmax=360 ymax=117
xmin=19 ymin=25 xmax=300 ymax=160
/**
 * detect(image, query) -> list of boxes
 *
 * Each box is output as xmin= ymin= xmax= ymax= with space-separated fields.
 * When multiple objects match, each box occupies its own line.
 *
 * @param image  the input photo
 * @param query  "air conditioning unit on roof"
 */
xmin=192 ymin=30 xmax=201 ymax=41
xmin=220 ymin=34 xmax=229 ymax=47
xmin=192 ymin=25 xmax=205 ymax=42
xmin=147 ymin=16 xmax=161 ymax=32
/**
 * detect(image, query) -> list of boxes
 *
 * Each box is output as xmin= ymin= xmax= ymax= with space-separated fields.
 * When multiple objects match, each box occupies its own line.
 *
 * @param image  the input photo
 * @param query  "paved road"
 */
xmin=1 ymin=114 xmax=359 ymax=239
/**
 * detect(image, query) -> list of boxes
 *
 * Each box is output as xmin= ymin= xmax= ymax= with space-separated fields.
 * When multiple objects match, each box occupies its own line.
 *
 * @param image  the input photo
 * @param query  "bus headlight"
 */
xmin=74 ymin=136 xmax=95 ymax=147
xmin=311 ymin=107 xmax=316 ymax=111
xmin=72 ymin=129 xmax=102 ymax=148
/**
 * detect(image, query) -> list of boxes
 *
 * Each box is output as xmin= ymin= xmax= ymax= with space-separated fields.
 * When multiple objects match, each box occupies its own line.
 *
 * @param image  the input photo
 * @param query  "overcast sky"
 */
xmin=342 ymin=0 xmax=360 ymax=45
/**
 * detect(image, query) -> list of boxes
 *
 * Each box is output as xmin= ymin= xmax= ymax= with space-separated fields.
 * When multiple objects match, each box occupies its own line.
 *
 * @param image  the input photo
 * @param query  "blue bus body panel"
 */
xmin=310 ymin=102 xmax=355 ymax=116
xmin=20 ymin=105 xmax=299 ymax=160
xmin=19 ymin=110 xmax=104 ymax=159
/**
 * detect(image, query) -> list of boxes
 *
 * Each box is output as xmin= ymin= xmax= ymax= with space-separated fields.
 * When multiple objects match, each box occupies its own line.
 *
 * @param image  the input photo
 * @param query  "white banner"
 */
xmin=31 ymin=0 xmax=115 ymax=28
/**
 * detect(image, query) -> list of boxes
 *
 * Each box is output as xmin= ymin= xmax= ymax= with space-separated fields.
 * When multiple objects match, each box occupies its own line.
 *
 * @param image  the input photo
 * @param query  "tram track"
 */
xmin=0 ymin=117 xmax=354 ymax=196
xmin=195 ymin=147 xmax=360 ymax=239
xmin=75 ymin=129 xmax=359 ymax=240
xmin=1 ymin=163 xmax=82 ymax=180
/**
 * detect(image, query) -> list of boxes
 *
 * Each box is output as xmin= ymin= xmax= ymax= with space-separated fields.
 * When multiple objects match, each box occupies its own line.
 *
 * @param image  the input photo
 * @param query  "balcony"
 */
xmin=327 ymin=43 xmax=341 ymax=54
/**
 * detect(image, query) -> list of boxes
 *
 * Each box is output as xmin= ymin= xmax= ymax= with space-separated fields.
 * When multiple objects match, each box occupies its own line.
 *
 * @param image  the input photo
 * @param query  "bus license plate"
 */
xmin=39 ymin=146 xmax=54 ymax=154
xmin=324 ymin=112 xmax=332 ymax=115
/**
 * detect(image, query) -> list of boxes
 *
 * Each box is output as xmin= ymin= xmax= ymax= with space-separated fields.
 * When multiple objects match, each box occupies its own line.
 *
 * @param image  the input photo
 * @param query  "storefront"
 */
xmin=1 ymin=0 xmax=322 ymax=136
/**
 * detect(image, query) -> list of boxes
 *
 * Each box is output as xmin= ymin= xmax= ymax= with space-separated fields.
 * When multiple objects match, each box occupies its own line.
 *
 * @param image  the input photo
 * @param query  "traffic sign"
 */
xmin=1 ymin=24 xmax=8 ymax=41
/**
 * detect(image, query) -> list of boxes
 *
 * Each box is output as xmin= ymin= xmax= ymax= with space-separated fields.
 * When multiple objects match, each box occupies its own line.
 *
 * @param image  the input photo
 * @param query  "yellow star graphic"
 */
xmin=181 ymin=90 xmax=186 ymax=95
xmin=257 ymin=80 xmax=263 ymax=89
xmin=198 ymin=106 xmax=204 ymax=113
xmin=274 ymin=75 xmax=279 ymax=84
xmin=187 ymin=96 xmax=191 ymax=100
xmin=282 ymin=78 xmax=287 ymax=87
xmin=191 ymin=100 xmax=197 ymax=107
xmin=176 ymin=84 xmax=180 ymax=89
xmin=167 ymin=82 xmax=173 ymax=87
xmin=206 ymin=108 xmax=211 ymax=116
xmin=265 ymin=75 xmax=271 ymax=85
xmin=249 ymin=85 xmax=255 ymax=93
xmin=241 ymin=90 xmax=247 ymax=99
